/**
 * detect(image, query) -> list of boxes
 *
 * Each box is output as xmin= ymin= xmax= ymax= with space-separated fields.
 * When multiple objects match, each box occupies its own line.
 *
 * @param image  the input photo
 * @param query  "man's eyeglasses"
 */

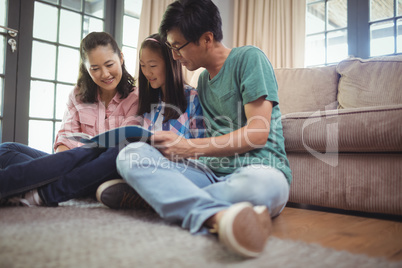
xmin=165 ymin=41 xmax=190 ymax=57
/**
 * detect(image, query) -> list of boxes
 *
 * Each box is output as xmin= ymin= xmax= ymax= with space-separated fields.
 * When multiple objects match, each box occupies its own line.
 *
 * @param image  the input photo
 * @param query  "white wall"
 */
xmin=212 ymin=0 xmax=234 ymax=48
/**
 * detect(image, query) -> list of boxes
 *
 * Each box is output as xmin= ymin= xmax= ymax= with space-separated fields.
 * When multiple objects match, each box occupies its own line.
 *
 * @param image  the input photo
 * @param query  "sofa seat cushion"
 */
xmin=274 ymin=65 xmax=339 ymax=115
xmin=337 ymin=55 xmax=402 ymax=109
xmin=281 ymin=104 xmax=402 ymax=153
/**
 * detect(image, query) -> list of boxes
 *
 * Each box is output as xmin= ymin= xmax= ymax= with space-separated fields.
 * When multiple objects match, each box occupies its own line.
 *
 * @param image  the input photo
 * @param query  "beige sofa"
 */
xmin=275 ymin=55 xmax=402 ymax=216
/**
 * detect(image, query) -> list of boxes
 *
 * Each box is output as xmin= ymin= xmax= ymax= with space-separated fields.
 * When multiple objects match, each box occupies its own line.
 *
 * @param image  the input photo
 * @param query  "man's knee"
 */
xmin=116 ymin=142 xmax=162 ymax=171
xmin=233 ymin=165 xmax=289 ymax=208
xmin=117 ymin=142 xmax=153 ymax=160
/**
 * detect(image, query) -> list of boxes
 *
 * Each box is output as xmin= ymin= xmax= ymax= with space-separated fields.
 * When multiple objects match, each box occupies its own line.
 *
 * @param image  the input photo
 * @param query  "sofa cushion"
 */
xmin=281 ymin=104 xmax=402 ymax=153
xmin=274 ymin=65 xmax=339 ymax=115
xmin=337 ymin=55 xmax=402 ymax=109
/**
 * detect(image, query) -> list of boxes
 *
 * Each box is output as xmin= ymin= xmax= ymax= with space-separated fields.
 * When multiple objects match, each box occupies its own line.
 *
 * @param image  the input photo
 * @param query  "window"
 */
xmin=121 ymin=0 xmax=142 ymax=77
xmin=306 ymin=0 xmax=348 ymax=66
xmin=0 ymin=0 xmax=7 ymax=142
xmin=370 ymin=0 xmax=402 ymax=56
xmin=28 ymin=0 xmax=105 ymax=153
xmin=306 ymin=0 xmax=402 ymax=67
xmin=1 ymin=0 xmax=144 ymax=154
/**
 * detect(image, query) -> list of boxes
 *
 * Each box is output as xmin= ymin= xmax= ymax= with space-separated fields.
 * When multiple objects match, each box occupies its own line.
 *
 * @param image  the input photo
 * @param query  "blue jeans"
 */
xmin=0 ymin=142 xmax=49 ymax=166
xmin=116 ymin=142 xmax=290 ymax=234
xmin=0 ymin=142 xmax=121 ymax=206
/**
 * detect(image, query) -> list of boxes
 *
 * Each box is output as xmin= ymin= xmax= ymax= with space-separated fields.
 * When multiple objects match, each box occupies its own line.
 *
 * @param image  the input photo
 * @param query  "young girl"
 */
xmin=0 ymin=33 xmax=204 ymax=208
xmin=96 ymin=33 xmax=205 ymax=208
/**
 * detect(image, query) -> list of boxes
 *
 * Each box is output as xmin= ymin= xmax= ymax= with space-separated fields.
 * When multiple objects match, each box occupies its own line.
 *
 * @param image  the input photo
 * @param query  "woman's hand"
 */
xmin=55 ymin=145 xmax=70 ymax=153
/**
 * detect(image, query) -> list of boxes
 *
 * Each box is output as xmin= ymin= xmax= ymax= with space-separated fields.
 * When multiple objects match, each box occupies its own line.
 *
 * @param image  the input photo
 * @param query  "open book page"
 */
xmin=64 ymin=125 xmax=153 ymax=147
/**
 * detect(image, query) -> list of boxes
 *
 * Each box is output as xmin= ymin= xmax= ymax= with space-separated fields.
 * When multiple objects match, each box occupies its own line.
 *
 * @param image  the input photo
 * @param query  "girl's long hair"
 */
xmin=137 ymin=33 xmax=187 ymax=122
xmin=76 ymin=32 xmax=135 ymax=103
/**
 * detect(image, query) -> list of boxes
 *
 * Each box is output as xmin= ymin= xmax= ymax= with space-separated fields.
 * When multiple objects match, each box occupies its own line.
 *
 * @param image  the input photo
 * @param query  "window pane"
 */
xmin=370 ymin=21 xmax=395 ymax=56
xmin=42 ymin=0 xmax=59 ymax=4
xmin=83 ymin=16 xmax=104 ymax=38
xmin=306 ymin=2 xmax=326 ymax=34
xmin=57 ymin=46 xmax=79 ymax=83
xmin=370 ymin=0 xmax=394 ymax=21
xmin=33 ymin=2 xmax=58 ymax=42
xmin=59 ymin=9 xmax=82 ymax=47
xmin=0 ymin=77 xmax=3 ymax=115
xmin=327 ymin=29 xmax=348 ymax=63
xmin=0 ymin=35 xmax=4 ymax=74
xmin=399 ymin=0 xmax=402 ymax=16
xmin=28 ymin=120 xmax=54 ymax=153
xmin=123 ymin=16 xmax=140 ymax=47
xmin=85 ymin=0 xmax=105 ymax=18
xmin=122 ymin=46 xmax=137 ymax=77
xmin=328 ymin=0 xmax=347 ymax=30
xmin=0 ymin=0 xmax=6 ymax=33
xmin=125 ymin=0 xmax=142 ymax=17
xmin=29 ymin=81 xmax=55 ymax=118
xmin=0 ymin=65 xmax=2 ymax=140
xmin=398 ymin=19 xmax=402 ymax=53
xmin=61 ymin=0 xmax=82 ymax=11
xmin=31 ymin=41 xmax=56 ymax=80
xmin=55 ymin=84 xmax=73 ymax=119
xmin=305 ymin=34 xmax=326 ymax=66
xmin=54 ymin=121 xmax=62 ymax=141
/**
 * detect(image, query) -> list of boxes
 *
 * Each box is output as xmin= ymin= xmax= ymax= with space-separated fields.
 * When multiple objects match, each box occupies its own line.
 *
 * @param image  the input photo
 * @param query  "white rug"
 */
xmin=0 ymin=199 xmax=400 ymax=268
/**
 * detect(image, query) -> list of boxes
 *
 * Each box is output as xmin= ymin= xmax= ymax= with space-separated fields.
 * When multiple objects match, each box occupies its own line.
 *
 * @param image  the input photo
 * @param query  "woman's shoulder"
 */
xmin=128 ymin=86 xmax=139 ymax=97
xmin=69 ymin=86 xmax=100 ymax=109
xmin=69 ymin=86 xmax=83 ymax=104
xmin=71 ymin=85 xmax=80 ymax=96
xmin=119 ymin=86 xmax=138 ymax=101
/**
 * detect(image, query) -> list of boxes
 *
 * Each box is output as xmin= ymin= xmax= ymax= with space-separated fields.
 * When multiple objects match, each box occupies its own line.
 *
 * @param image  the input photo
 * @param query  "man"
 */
xmin=98 ymin=0 xmax=291 ymax=258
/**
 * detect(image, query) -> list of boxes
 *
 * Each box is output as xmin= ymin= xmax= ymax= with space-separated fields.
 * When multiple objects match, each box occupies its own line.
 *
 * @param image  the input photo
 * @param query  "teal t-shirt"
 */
xmin=197 ymin=46 xmax=292 ymax=185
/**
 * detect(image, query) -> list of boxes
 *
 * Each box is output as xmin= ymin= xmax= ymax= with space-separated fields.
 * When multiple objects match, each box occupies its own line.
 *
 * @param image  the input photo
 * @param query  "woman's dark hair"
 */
xmin=159 ymin=0 xmax=223 ymax=44
xmin=76 ymin=31 xmax=135 ymax=103
xmin=137 ymin=33 xmax=187 ymax=122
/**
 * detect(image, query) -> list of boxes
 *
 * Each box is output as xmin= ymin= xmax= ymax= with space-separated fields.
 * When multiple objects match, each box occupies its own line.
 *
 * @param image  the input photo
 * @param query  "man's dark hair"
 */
xmin=159 ymin=0 xmax=223 ymax=44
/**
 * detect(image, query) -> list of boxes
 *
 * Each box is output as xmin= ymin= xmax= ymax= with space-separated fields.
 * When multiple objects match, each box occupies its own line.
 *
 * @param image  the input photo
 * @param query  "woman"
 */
xmin=55 ymin=31 xmax=139 ymax=152
xmin=0 ymin=33 xmax=204 ymax=207
xmin=0 ymin=32 xmax=139 ymax=206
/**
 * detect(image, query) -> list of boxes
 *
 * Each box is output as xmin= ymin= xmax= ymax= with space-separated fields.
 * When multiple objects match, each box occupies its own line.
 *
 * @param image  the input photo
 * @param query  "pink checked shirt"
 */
xmin=54 ymin=86 xmax=140 ymax=150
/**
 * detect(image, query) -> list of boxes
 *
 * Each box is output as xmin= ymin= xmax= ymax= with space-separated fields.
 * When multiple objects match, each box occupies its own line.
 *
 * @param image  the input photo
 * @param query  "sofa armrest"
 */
xmin=282 ymin=104 xmax=402 ymax=153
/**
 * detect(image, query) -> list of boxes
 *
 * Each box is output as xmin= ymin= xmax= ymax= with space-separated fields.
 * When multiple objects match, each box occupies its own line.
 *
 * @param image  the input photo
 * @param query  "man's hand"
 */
xmin=149 ymin=97 xmax=273 ymax=160
xmin=150 ymin=131 xmax=194 ymax=160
